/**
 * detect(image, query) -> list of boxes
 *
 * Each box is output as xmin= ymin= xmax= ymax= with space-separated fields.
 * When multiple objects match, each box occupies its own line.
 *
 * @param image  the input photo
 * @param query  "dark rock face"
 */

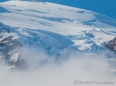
xmin=106 ymin=37 xmax=116 ymax=53
xmin=0 ymin=23 xmax=27 ymax=70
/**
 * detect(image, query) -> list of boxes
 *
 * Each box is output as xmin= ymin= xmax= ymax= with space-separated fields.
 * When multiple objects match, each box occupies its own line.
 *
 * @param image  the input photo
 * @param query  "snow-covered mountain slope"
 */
xmin=0 ymin=1 xmax=116 ymax=68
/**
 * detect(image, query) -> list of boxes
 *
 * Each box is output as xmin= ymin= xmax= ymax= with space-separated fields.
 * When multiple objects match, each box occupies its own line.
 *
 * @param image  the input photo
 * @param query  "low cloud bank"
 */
xmin=0 ymin=47 xmax=116 ymax=86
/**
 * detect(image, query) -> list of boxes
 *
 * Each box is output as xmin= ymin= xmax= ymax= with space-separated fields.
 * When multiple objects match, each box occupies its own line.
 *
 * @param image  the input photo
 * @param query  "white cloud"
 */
xmin=9 ymin=0 xmax=39 ymax=1
xmin=0 ymin=47 xmax=116 ymax=86
xmin=9 ymin=0 xmax=23 ymax=1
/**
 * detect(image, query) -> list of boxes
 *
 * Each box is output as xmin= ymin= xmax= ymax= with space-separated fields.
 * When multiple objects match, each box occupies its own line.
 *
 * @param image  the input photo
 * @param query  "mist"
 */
xmin=0 ymin=46 xmax=116 ymax=86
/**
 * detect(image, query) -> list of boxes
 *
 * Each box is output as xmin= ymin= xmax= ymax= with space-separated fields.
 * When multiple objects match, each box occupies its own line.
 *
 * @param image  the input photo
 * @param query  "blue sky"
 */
xmin=0 ymin=0 xmax=116 ymax=19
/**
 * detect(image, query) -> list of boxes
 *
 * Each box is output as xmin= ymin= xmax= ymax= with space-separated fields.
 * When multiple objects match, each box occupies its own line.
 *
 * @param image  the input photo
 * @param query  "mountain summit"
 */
xmin=0 ymin=1 xmax=116 ymax=69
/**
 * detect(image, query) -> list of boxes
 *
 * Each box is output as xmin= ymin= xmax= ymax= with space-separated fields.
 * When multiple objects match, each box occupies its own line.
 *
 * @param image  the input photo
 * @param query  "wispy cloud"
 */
xmin=0 ymin=47 xmax=116 ymax=86
xmin=9 ymin=0 xmax=43 ymax=1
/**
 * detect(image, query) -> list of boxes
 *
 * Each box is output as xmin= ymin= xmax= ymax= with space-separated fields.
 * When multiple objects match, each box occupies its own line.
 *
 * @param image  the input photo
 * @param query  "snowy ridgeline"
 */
xmin=0 ymin=1 xmax=116 ymax=69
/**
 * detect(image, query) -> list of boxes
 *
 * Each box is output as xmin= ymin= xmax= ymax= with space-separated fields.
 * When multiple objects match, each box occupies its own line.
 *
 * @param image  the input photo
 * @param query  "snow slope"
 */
xmin=0 ymin=1 xmax=116 ymax=68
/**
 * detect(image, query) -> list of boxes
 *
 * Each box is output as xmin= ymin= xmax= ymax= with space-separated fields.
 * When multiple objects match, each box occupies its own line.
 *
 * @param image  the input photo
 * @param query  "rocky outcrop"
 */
xmin=106 ymin=37 xmax=116 ymax=53
xmin=0 ymin=23 xmax=27 ymax=70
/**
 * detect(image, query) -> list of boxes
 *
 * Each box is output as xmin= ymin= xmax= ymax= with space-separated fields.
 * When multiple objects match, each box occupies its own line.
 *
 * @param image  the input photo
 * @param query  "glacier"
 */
xmin=0 ymin=1 xmax=116 ymax=69
xmin=0 ymin=1 xmax=116 ymax=86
